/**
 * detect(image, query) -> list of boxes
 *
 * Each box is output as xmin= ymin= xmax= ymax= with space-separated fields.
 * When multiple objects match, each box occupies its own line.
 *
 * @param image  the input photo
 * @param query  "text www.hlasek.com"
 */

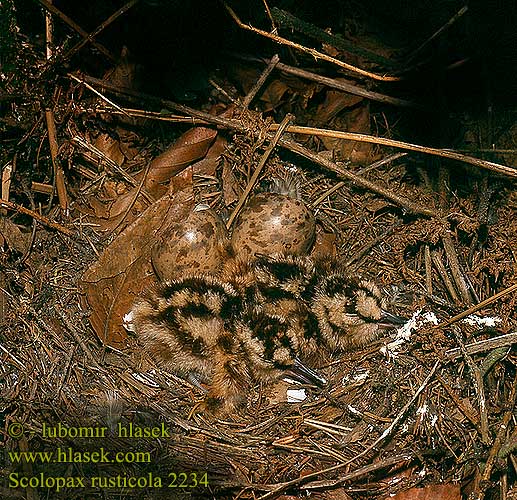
xmin=8 ymin=447 xmax=150 ymax=464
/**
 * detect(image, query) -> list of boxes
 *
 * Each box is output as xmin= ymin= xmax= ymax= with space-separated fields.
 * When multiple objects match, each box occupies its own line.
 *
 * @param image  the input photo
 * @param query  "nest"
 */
xmin=1 ymin=2 xmax=517 ymax=499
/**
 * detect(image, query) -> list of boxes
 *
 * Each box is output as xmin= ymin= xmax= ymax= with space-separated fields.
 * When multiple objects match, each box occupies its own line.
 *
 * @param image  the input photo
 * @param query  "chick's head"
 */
xmin=312 ymin=274 xmax=403 ymax=350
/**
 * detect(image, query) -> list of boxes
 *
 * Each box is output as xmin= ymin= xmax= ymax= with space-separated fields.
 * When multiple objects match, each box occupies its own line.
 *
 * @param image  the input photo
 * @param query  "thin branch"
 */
xmin=242 ymin=53 xmax=280 ymax=108
xmin=469 ymin=370 xmax=517 ymax=500
xmin=438 ymin=282 xmax=517 ymax=328
xmin=35 ymin=0 xmax=116 ymax=61
xmin=226 ymin=114 xmax=293 ymax=229
xmin=0 ymin=198 xmax=73 ymax=236
xmin=274 ymin=125 xmax=517 ymax=178
xmin=222 ymin=2 xmax=402 ymax=82
xmin=451 ymin=327 xmax=490 ymax=444
xmin=442 ymin=233 xmax=473 ymax=304
xmin=230 ymin=53 xmax=420 ymax=108
xmin=62 ymin=0 xmax=139 ymax=61
xmin=445 ymin=332 xmax=517 ymax=359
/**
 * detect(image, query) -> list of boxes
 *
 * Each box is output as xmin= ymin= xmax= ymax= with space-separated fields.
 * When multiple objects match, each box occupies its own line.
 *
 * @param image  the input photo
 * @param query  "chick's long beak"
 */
xmin=379 ymin=309 xmax=407 ymax=328
xmin=287 ymin=357 xmax=327 ymax=387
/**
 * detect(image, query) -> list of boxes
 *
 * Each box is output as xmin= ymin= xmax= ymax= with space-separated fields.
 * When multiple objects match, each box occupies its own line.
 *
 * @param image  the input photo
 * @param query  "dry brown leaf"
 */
xmin=94 ymin=131 xmax=215 ymax=233
xmin=93 ymin=133 xmax=125 ymax=167
xmin=310 ymin=226 xmax=337 ymax=259
xmin=260 ymin=79 xmax=290 ymax=112
xmin=81 ymin=188 xmax=195 ymax=347
xmin=390 ymin=484 xmax=461 ymax=500
xmin=167 ymin=166 xmax=193 ymax=196
xmin=103 ymin=46 xmax=140 ymax=89
xmin=0 ymin=218 xmax=30 ymax=255
xmin=191 ymin=136 xmax=227 ymax=177
xmin=338 ymin=104 xmax=375 ymax=164
xmin=311 ymin=81 xmax=374 ymax=164
xmin=96 ymin=182 xmax=155 ymax=234
xmin=221 ymin=156 xmax=241 ymax=206
xmin=313 ymin=81 xmax=364 ymax=124
xmin=145 ymin=127 xmax=217 ymax=185
xmin=228 ymin=66 xmax=290 ymax=111
xmin=319 ymin=488 xmax=353 ymax=500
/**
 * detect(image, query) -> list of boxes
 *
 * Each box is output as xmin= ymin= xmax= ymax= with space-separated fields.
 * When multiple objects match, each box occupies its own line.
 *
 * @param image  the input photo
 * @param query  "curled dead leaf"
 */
xmin=145 ymin=127 xmax=217 ymax=185
xmin=0 ymin=218 xmax=30 ymax=255
xmin=310 ymin=226 xmax=338 ymax=259
xmin=390 ymin=484 xmax=461 ymax=500
xmin=81 ymin=188 xmax=195 ymax=347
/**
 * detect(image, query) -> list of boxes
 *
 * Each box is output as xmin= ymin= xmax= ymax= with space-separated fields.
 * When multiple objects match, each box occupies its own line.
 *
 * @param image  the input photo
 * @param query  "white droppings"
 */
xmin=347 ymin=404 xmax=361 ymax=415
xmin=287 ymin=388 xmax=307 ymax=403
xmin=342 ymin=369 xmax=369 ymax=386
xmin=123 ymin=310 xmax=135 ymax=332
xmin=381 ymin=310 xmax=438 ymax=359
xmin=463 ymin=315 xmax=501 ymax=327
xmin=416 ymin=403 xmax=428 ymax=415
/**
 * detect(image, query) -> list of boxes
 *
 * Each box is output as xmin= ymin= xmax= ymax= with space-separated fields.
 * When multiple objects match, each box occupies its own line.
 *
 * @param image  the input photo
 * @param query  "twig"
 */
xmin=270 ymin=8 xmax=396 ymax=68
xmin=279 ymin=136 xmax=438 ymax=217
xmin=0 ymin=342 xmax=25 ymax=368
xmin=442 ymin=233 xmax=473 ymax=304
xmin=261 ymin=0 xmax=276 ymax=29
xmin=469 ymin=370 xmax=517 ymax=500
xmin=44 ymin=109 xmax=68 ymax=211
xmin=344 ymin=221 xmax=402 ymax=268
xmin=445 ymin=332 xmax=517 ymax=359
xmin=424 ymin=245 xmax=433 ymax=295
xmin=431 ymin=250 xmax=461 ymax=305
xmin=0 ymin=198 xmax=73 ymax=236
xmin=36 ymin=0 xmax=116 ymax=61
xmin=451 ymin=327 xmax=490 ymax=444
xmin=274 ymin=125 xmax=517 ymax=178
xmin=1 ymin=154 xmax=14 ymax=215
xmin=311 ymin=152 xmax=406 ymax=208
xmin=19 ymin=186 xmax=38 ymax=265
xmin=70 ymin=135 xmax=155 ymax=203
xmin=77 ymin=105 xmax=201 ymax=124
xmin=258 ymin=361 xmax=439 ymax=499
xmin=407 ymin=5 xmax=469 ymax=63
xmin=357 ymin=152 xmax=407 ymax=175
xmin=62 ymin=0 xmax=139 ymax=62
xmin=230 ymin=53 xmax=419 ymax=108
xmin=438 ymin=282 xmax=517 ymax=328
xmin=222 ymin=2 xmax=402 ymax=82
xmin=69 ymin=73 xmax=131 ymax=118
xmin=226 ymin=114 xmax=293 ymax=229
xmin=54 ymin=306 xmax=103 ymax=370
xmin=303 ymin=454 xmax=412 ymax=490
xmin=435 ymin=372 xmax=480 ymax=428
xmin=81 ymin=73 xmax=516 ymax=181
xmin=242 ymin=53 xmax=280 ymax=108
xmin=112 ymin=159 xmax=154 ymax=233
xmin=72 ymin=75 xmax=455 ymax=217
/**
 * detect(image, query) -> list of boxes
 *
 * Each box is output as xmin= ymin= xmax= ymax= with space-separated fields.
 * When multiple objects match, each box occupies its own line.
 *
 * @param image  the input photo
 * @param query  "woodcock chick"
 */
xmin=132 ymin=253 xmax=405 ymax=416
xmin=132 ymin=271 xmax=323 ymax=414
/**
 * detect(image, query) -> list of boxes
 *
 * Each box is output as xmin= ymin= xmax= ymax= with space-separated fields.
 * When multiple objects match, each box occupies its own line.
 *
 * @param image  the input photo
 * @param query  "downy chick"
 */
xmin=310 ymin=267 xmax=406 ymax=350
xmin=222 ymin=252 xmax=323 ymax=361
xmin=205 ymin=309 xmax=325 ymax=414
xmin=131 ymin=275 xmax=241 ymax=387
xmin=132 ymin=272 xmax=324 ymax=415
